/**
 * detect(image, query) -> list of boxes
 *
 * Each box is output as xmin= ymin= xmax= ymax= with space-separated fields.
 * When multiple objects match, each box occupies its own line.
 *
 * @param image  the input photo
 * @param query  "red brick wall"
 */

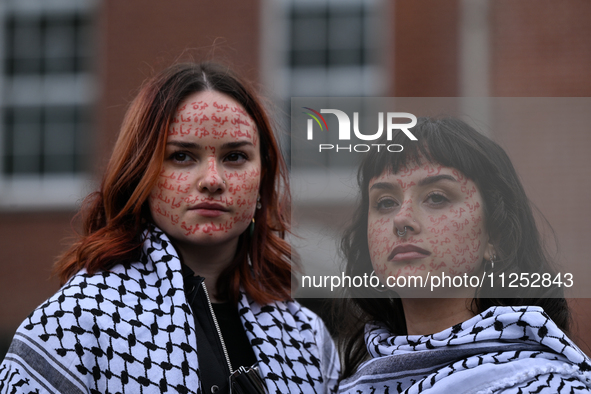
xmin=0 ymin=213 xmax=71 ymax=337
xmin=489 ymin=1 xmax=591 ymax=354
xmin=490 ymin=0 xmax=591 ymax=96
xmin=391 ymin=0 xmax=461 ymax=97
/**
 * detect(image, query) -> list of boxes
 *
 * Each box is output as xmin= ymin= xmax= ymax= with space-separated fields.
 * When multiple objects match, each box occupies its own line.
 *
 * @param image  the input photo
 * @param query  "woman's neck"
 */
xmin=401 ymin=298 xmax=475 ymax=336
xmin=174 ymin=237 xmax=239 ymax=302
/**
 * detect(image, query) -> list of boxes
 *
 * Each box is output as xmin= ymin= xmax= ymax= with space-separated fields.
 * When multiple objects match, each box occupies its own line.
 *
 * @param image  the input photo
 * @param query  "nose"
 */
xmin=198 ymin=157 xmax=226 ymax=194
xmin=393 ymin=198 xmax=419 ymax=237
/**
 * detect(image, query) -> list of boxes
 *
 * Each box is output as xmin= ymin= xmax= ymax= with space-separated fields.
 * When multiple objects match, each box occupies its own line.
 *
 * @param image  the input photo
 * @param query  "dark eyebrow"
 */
xmin=369 ymin=174 xmax=457 ymax=192
xmin=166 ymin=140 xmax=254 ymax=150
xmin=369 ymin=182 xmax=396 ymax=192
xmin=221 ymin=141 xmax=254 ymax=149
xmin=417 ymin=174 xmax=457 ymax=186
xmin=166 ymin=141 xmax=201 ymax=149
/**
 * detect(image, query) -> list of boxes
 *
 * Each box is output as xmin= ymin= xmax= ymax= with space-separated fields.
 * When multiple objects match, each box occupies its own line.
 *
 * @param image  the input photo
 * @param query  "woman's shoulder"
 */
xmin=239 ymin=297 xmax=328 ymax=340
xmin=1 ymin=260 xmax=198 ymax=394
xmin=241 ymin=297 xmax=340 ymax=394
xmin=15 ymin=259 xmax=186 ymax=340
xmin=340 ymin=305 xmax=591 ymax=394
xmin=264 ymin=298 xmax=330 ymax=333
xmin=271 ymin=299 xmax=339 ymax=365
xmin=493 ymin=366 xmax=591 ymax=393
xmin=450 ymin=354 xmax=591 ymax=393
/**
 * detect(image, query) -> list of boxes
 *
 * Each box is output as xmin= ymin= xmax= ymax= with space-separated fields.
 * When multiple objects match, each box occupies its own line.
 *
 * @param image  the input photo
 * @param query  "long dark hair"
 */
xmin=56 ymin=62 xmax=294 ymax=304
xmin=337 ymin=117 xmax=569 ymax=378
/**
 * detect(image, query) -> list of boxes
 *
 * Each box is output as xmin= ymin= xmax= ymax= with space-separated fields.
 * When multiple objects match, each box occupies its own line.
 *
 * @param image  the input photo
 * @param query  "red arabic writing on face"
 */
xmin=367 ymin=161 xmax=490 ymax=294
xmin=149 ymin=91 xmax=261 ymax=247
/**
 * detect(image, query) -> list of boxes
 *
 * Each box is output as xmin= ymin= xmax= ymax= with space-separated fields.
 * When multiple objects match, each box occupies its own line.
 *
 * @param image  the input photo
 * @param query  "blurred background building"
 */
xmin=1 ymin=0 xmax=590 ymax=359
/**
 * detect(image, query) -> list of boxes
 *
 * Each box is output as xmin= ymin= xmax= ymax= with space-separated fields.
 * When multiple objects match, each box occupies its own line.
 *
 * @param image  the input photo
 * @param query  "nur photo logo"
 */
xmin=303 ymin=107 xmax=418 ymax=153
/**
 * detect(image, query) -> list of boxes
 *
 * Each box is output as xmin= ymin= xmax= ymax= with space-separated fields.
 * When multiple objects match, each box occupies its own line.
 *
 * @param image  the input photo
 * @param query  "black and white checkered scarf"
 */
xmin=0 ymin=227 xmax=339 ymax=394
xmin=338 ymin=306 xmax=591 ymax=393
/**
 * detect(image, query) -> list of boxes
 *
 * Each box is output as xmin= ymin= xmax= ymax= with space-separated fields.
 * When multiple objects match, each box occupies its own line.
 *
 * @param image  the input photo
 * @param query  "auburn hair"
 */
xmin=55 ymin=62 xmax=295 ymax=304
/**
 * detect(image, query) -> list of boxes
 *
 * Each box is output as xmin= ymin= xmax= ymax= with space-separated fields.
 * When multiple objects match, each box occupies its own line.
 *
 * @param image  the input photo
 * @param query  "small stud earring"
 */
xmin=256 ymin=195 xmax=262 ymax=209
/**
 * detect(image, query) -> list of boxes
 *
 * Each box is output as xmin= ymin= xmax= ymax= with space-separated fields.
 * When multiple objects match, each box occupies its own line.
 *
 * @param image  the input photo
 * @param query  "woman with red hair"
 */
xmin=0 ymin=63 xmax=339 ymax=394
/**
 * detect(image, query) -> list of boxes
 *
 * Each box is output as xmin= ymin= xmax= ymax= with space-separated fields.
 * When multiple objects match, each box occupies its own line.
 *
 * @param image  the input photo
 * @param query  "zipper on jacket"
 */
xmin=201 ymin=282 xmax=233 ymax=375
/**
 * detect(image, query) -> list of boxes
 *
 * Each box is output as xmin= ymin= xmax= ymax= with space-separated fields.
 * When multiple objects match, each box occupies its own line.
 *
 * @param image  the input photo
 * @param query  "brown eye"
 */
xmin=376 ymin=197 xmax=398 ymax=211
xmin=426 ymin=193 xmax=449 ymax=205
xmin=170 ymin=152 xmax=192 ymax=163
xmin=225 ymin=152 xmax=247 ymax=163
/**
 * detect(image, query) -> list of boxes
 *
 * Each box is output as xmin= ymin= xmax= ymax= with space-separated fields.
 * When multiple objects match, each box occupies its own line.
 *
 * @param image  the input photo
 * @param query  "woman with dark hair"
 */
xmin=336 ymin=117 xmax=590 ymax=393
xmin=0 ymin=63 xmax=339 ymax=394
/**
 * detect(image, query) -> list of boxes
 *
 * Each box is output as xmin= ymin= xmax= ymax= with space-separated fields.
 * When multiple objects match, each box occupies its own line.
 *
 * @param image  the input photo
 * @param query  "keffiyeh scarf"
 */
xmin=338 ymin=306 xmax=591 ymax=393
xmin=0 ymin=227 xmax=339 ymax=394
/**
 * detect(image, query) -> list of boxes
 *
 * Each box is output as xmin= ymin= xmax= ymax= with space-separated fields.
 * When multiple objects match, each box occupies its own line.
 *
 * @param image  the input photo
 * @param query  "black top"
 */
xmin=212 ymin=301 xmax=257 ymax=370
xmin=182 ymin=264 xmax=256 ymax=394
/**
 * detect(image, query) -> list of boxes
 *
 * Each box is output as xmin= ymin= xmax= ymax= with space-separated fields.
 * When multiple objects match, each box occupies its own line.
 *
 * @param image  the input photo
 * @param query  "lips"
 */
xmin=388 ymin=244 xmax=431 ymax=262
xmin=189 ymin=202 xmax=229 ymax=218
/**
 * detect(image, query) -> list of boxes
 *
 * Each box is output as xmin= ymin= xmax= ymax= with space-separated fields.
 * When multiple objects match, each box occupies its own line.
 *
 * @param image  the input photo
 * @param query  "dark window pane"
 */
xmin=2 ymin=105 xmax=90 ymax=175
xmin=292 ymin=49 xmax=327 ymax=67
xmin=289 ymin=3 xmax=370 ymax=68
xmin=7 ymin=107 xmax=43 ymax=174
xmin=44 ymin=17 xmax=76 ymax=73
xmin=5 ymin=12 xmax=92 ymax=76
xmin=289 ymin=7 xmax=328 ymax=67
xmin=6 ymin=16 xmax=43 ymax=75
xmin=43 ymin=107 xmax=76 ymax=173
xmin=74 ymin=107 xmax=91 ymax=173
xmin=74 ymin=14 xmax=93 ymax=72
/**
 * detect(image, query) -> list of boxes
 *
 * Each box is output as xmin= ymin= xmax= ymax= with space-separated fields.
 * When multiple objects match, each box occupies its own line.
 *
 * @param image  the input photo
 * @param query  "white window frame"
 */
xmin=262 ymin=0 xmax=387 ymax=99
xmin=0 ymin=0 xmax=97 ymax=210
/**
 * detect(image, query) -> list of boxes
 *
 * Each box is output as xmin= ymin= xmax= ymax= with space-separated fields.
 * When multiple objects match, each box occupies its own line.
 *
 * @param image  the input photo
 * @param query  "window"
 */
xmin=290 ymin=3 xmax=367 ymax=68
xmin=4 ymin=106 xmax=89 ymax=175
xmin=0 ymin=0 xmax=96 ymax=209
xmin=283 ymin=0 xmax=384 ymax=97
xmin=261 ymin=0 xmax=388 ymax=295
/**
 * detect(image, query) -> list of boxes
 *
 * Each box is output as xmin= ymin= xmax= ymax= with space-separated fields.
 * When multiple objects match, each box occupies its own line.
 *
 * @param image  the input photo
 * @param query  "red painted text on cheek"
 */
xmin=425 ymin=177 xmax=485 ymax=275
xmin=368 ymin=164 xmax=489 ymax=283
